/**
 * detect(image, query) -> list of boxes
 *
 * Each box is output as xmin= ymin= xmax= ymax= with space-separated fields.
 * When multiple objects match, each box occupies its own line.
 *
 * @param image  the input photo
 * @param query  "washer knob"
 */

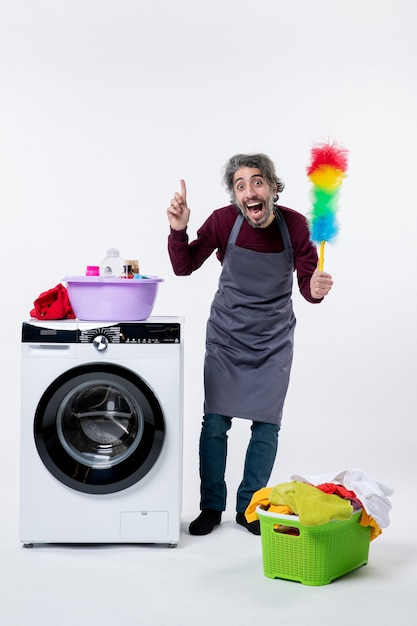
xmin=93 ymin=335 xmax=109 ymax=351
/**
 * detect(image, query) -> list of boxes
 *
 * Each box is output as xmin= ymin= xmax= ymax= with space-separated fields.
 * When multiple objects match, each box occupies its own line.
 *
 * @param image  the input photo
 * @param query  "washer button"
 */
xmin=93 ymin=335 xmax=109 ymax=351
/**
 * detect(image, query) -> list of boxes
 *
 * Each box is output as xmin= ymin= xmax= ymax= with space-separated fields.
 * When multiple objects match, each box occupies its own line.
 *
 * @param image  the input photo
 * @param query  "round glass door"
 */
xmin=34 ymin=363 xmax=165 ymax=494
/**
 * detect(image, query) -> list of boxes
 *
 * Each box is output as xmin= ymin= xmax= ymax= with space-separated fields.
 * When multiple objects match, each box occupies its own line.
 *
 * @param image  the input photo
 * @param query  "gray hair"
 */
xmin=222 ymin=153 xmax=285 ymax=203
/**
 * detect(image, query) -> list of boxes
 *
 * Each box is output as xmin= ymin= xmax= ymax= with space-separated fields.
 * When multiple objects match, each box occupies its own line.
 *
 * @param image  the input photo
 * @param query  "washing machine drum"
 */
xmin=34 ymin=364 xmax=165 ymax=494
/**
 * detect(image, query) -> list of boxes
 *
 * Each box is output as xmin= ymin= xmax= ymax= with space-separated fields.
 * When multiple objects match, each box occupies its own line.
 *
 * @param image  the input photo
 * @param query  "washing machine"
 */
xmin=19 ymin=316 xmax=184 ymax=547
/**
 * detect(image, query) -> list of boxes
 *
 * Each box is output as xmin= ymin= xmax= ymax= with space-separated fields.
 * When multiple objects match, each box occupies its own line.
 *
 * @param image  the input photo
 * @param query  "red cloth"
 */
xmin=316 ymin=483 xmax=362 ymax=506
xmin=30 ymin=283 xmax=75 ymax=320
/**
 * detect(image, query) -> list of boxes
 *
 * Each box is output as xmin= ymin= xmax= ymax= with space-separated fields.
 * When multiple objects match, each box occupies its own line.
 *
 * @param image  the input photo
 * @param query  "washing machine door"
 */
xmin=34 ymin=363 xmax=165 ymax=494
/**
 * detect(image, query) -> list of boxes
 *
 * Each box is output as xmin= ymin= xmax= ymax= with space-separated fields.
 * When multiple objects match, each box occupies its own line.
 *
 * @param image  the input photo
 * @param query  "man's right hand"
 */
xmin=167 ymin=179 xmax=190 ymax=231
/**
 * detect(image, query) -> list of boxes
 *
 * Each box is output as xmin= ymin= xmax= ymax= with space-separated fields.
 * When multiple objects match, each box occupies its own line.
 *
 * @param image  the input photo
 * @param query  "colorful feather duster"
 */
xmin=307 ymin=141 xmax=349 ymax=271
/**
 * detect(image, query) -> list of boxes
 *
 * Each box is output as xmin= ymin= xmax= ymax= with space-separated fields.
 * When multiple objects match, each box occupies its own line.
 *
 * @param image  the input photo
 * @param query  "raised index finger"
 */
xmin=180 ymin=179 xmax=187 ymax=204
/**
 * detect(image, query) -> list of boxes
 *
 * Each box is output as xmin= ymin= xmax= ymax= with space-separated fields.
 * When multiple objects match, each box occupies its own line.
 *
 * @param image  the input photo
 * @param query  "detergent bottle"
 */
xmin=99 ymin=248 xmax=124 ymax=278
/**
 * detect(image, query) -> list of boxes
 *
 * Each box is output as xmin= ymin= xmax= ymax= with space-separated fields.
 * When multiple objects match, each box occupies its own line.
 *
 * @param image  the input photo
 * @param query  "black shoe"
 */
xmin=236 ymin=512 xmax=261 ymax=535
xmin=189 ymin=510 xmax=222 ymax=535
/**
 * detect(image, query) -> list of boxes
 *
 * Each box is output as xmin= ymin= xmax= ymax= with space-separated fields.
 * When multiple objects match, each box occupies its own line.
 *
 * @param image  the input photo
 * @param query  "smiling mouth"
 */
xmin=246 ymin=202 xmax=264 ymax=217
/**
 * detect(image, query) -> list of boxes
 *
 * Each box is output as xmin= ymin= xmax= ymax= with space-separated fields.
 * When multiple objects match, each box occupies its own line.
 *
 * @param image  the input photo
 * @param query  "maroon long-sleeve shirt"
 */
xmin=168 ymin=204 xmax=321 ymax=303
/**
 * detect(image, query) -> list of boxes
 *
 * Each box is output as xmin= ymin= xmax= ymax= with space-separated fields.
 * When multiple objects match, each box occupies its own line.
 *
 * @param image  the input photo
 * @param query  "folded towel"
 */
xmin=269 ymin=481 xmax=353 ymax=526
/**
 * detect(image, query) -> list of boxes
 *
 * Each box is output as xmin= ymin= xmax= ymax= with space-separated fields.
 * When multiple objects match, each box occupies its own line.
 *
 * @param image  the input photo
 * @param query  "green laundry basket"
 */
xmin=257 ymin=507 xmax=371 ymax=586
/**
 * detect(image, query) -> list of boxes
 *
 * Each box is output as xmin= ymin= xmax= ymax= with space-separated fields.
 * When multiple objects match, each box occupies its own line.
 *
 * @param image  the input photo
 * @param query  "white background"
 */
xmin=0 ymin=1 xmax=416 ymax=623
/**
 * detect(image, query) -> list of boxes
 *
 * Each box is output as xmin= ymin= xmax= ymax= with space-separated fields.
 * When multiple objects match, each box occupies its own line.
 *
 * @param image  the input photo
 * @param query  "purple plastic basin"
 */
xmin=64 ymin=276 xmax=163 ymax=321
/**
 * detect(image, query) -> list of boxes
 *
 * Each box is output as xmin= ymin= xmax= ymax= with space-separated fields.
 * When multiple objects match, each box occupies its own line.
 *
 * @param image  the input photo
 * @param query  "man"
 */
xmin=167 ymin=153 xmax=333 ymax=536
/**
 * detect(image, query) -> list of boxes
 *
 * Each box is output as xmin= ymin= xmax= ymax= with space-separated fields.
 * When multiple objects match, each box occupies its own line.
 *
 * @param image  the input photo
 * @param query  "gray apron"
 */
xmin=204 ymin=208 xmax=296 ymax=425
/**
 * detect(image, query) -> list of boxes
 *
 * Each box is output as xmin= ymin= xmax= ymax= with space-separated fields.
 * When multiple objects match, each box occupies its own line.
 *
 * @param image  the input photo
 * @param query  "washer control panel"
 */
xmin=80 ymin=323 xmax=181 ymax=345
xmin=22 ymin=321 xmax=181 ymax=344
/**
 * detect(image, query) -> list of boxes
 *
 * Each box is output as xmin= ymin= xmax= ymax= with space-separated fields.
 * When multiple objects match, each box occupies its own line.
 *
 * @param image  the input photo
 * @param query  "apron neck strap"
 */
xmin=273 ymin=206 xmax=293 ymax=251
xmin=227 ymin=213 xmax=244 ymax=245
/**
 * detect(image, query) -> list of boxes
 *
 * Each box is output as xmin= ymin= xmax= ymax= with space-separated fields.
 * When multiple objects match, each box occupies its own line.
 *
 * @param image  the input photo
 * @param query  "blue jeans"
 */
xmin=198 ymin=413 xmax=280 ymax=513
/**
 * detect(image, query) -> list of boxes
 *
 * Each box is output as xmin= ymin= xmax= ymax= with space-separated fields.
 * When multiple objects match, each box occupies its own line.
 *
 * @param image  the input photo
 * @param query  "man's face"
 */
xmin=233 ymin=167 xmax=276 ymax=228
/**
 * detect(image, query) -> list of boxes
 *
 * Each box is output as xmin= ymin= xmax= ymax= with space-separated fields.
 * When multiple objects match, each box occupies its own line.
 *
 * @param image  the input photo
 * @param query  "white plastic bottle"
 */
xmin=99 ymin=248 xmax=125 ymax=278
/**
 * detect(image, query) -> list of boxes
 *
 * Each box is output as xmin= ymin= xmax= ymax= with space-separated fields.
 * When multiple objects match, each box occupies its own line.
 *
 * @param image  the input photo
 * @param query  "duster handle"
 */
xmin=318 ymin=241 xmax=325 ymax=272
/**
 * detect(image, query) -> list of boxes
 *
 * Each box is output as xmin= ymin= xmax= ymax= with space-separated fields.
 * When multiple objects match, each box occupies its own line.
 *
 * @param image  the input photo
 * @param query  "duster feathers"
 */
xmin=307 ymin=141 xmax=349 ymax=270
